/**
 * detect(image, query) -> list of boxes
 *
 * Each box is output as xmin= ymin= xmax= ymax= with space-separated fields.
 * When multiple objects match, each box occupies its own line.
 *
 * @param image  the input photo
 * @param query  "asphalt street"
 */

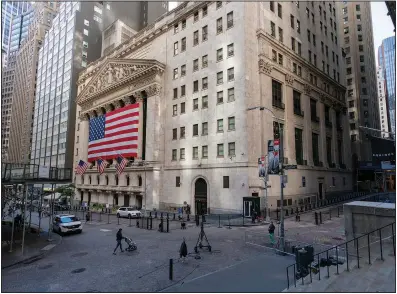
xmin=2 ymin=219 xmax=294 ymax=292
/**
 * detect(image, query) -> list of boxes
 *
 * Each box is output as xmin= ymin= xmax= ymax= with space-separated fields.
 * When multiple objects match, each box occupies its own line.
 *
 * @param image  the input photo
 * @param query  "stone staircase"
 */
xmin=284 ymin=241 xmax=395 ymax=292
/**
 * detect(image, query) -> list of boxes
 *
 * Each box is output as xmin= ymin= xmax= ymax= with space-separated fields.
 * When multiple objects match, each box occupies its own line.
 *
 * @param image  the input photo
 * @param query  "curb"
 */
xmin=2 ymin=233 xmax=63 ymax=269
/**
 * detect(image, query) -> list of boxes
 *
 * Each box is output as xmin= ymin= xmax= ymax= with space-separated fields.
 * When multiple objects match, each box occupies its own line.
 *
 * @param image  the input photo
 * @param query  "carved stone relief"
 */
xmin=258 ymin=59 xmax=272 ymax=75
xmin=303 ymin=84 xmax=312 ymax=95
xmin=285 ymin=74 xmax=294 ymax=86
xmin=145 ymin=84 xmax=162 ymax=97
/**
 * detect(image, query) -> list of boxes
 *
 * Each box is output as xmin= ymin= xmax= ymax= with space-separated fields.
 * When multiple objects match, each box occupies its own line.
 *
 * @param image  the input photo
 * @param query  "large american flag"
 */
xmin=115 ymin=154 xmax=128 ymax=175
xmin=88 ymin=103 xmax=139 ymax=161
xmin=75 ymin=160 xmax=89 ymax=175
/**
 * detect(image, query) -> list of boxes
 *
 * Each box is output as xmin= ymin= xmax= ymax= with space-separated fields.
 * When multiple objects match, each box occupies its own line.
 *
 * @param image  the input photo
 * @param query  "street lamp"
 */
xmin=247 ymin=106 xmax=286 ymax=252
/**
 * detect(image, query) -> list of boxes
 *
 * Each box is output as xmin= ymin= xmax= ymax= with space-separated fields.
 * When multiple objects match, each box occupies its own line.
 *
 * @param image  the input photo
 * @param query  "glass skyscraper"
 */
xmin=378 ymin=36 xmax=396 ymax=137
xmin=1 ymin=1 xmax=32 ymax=54
xmin=8 ymin=8 xmax=34 ymax=53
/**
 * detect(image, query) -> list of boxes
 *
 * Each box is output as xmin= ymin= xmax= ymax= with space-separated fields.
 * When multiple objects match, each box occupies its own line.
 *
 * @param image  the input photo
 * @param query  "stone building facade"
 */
xmin=73 ymin=1 xmax=353 ymax=215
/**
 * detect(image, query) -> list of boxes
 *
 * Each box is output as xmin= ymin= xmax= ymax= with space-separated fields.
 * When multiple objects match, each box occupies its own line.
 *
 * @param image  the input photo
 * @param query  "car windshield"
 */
xmin=127 ymin=208 xmax=135 ymax=211
xmin=61 ymin=216 xmax=78 ymax=223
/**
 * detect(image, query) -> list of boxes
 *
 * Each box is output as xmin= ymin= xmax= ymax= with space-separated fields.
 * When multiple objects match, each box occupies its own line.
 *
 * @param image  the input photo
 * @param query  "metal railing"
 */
xmin=286 ymin=222 xmax=396 ymax=289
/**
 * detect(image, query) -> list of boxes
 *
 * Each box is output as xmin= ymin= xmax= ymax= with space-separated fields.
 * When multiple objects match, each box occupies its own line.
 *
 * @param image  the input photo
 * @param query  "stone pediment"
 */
xmin=77 ymin=58 xmax=165 ymax=104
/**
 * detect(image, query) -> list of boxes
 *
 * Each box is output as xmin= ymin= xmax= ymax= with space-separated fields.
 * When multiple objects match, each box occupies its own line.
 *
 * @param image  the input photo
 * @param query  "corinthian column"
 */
xmin=134 ymin=92 xmax=144 ymax=160
xmin=80 ymin=114 xmax=90 ymax=162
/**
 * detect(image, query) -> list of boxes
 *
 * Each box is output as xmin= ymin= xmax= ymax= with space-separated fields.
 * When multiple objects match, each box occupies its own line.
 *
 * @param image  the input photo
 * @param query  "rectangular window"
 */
xmin=193 ymin=59 xmax=199 ymax=71
xmin=217 ymin=72 xmax=223 ymax=85
xmin=227 ymin=43 xmax=234 ymax=57
xmin=290 ymin=14 xmax=294 ymax=28
xmin=227 ymin=67 xmax=234 ymax=81
xmin=307 ymin=29 xmax=311 ymax=42
xmin=182 ymin=19 xmax=186 ymax=29
xmin=193 ymin=80 xmax=198 ymax=92
xmin=278 ymin=27 xmax=283 ymax=43
xmin=173 ymin=68 xmax=178 ymax=79
xmin=193 ymin=31 xmax=199 ymax=46
xmin=277 ymin=3 xmax=282 ymax=18
xmin=173 ymin=88 xmax=178 ymax=99
xmin=228 ymin=116 xmax=235 ymax=130
xmin=217 ymin=119 xmax=224 ymax=132
xmin=270 ymin=1 xmax=274 ymax=12
xmin=203 ymin=5 xmax=208 ymax=16
xmin=202 ymin=122 xmax=208 ymax=135
xmin=202 ymin=146 xmax=208 ymax=158
xmin=83 ymin=29 xmax=89 ymax=36
xmin=193 ymin=124 xmax=199 ymax=136
xmin=272 ymin=80 xmax=283 ymax=109
xmin=174 ymin=42 xmax=178 ymax=55
xmin=297 ymin=20 xmax=301 ymax=33
xmin=180 ymin=149 xmax=185 ymax=160
xmin=310 ymin=99 xmax=318 ymax=121
xmin=217 ymin=48 xmax=223 ymax=61
xmin=173 ymin=105 xmax=177 ymax=116
xmin=193 ymin=98 xmax=199 ymax=110
xmin=202 ymin=77 xmax=208 ymax=89
xmin=218 ymin=144 xmax=224 ymax=157
xmin=181 ymin=102 xmax=185 ymax=113
xmin=223 ymin=176 xmax=229 ymax=188
xmin=174 ymin=24 xmax=179 ymax=34
xmin=193 ymin=147 xmax=198 ymax=159
xmin=326 ymin=137 xmax=332 ymax=166
xmin=172 ymin=128 xmax=177 ymax=140
xmin=181 ymin=85 xmax=186 ymax=96
xmin=181 ymin=65 xmax=186 ymax=76
xmin=291 ymin=37 xmax=296 ymax=51
xmin=202 ymin=26 xmax=208 ymax=41
xmin=217 ymin=18 xmax=223 ymax=34
xmin=202 ymin=96 xmax=208 ymax=108
xmin=180 ymin=127 xmax=185 ymax=138
xmin=194 ymin=11 xmax=199 ymax=22
xmin=312 ymin=133 xmax=319 ymax=165
xmin=228 ymin=88 xmax=235 ymax=102
xmin=298 ymin=42 xmax=301 ymax=55
xmin=181 ymin=37 xmax=186 ymax=51
xmin=227 ymin=12 xmax=233 ymax=28
xmin=295 ymin=128 xmax=303 ymax=165
xmin=202 ymin=55 xmax=208 ymax=68
xmin=228 ymin=142 xmax=235 ymax=156
xmin=271 ymin=21 xmax=276 ymax=37
xmin=84 ymin=19 xmax=89 ymax=26
xmin=172 ymin=149 xmax=177 ymax=161
xmin=293 ymin=90 xmax=302 ymax=116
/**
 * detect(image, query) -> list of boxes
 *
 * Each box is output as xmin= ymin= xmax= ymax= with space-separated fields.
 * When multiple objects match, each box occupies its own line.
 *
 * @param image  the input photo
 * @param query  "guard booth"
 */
xmin=243 ymin=196 xmax=261 ymax=217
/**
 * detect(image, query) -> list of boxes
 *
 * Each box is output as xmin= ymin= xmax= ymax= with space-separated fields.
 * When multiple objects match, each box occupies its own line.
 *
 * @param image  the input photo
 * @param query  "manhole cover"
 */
xmin=38 ymin=264 xmax=53 ymax=270
xmin=71 ymin=268 xmax=86 ymax=274
xmin=71 ymin=252 xmax=88 ymax=258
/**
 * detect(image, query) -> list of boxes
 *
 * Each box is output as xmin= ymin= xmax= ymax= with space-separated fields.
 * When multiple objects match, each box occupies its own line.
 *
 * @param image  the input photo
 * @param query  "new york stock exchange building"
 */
xmin=73 ymin=2 xmax=353 ymax=215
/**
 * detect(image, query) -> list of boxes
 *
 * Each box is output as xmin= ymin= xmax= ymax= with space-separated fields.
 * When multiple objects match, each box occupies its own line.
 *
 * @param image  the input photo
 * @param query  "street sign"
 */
xmin=283 ymin=165 xmax=298 ymax=170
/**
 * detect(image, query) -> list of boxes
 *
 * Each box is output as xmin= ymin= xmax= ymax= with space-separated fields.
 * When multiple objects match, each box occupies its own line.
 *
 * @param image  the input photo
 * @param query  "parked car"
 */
xmin=116 ymin=207 xmax=141 ymax=219
xmin=52 ymin=214 xmax=82 ymax=236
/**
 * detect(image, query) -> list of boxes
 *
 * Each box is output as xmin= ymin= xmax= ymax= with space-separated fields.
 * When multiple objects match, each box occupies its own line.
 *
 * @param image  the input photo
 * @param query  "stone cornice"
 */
xmin=77 ymin=1 xmax=210 ymax=83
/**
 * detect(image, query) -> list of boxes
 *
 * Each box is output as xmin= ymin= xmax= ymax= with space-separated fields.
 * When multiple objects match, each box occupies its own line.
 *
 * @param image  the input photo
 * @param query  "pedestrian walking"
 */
xmin=295 ymin=211 xmax=300 ymax=222
xmin=113 ymin=228 xmax=124 ymax=255
xmin=268 ymin=221 xmax=276 ymax=245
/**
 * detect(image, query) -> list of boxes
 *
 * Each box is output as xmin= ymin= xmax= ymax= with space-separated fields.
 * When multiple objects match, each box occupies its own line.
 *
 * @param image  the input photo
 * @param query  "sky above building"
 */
xmin=371 ymin=2 xmax=395 ymax=65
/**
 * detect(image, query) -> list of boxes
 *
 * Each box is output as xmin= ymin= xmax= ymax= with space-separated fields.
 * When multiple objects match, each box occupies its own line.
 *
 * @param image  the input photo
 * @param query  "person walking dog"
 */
xmin=113 ymin=228 xmax=124 ymax=255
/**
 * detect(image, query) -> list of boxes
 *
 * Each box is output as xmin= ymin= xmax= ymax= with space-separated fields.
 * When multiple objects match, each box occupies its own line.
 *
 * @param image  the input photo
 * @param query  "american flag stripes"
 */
xmin=75 ymin=160 xmax=89 ymax=175
xmin=97 ymin=158 xmax=107 ymax=175
xmin=115 ymin=154 xmax=128 ymax=175
xmin=88 ymin=103 xmax=139 ymax=161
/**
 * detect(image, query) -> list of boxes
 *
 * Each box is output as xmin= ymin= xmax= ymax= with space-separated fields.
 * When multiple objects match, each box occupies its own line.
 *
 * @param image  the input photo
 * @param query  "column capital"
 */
xmin=258 ymin=59 xmax=272 ymax=75
xmin=144 ymin=84 xmax=162 ymax=97
xmin=285 ymin=74 xmax=294 ymax=87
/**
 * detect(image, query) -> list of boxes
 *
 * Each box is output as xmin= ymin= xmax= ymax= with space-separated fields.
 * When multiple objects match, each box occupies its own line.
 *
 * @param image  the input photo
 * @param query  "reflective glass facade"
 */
xmin=378 ymin=36 xmax=396 ymax=137
xmin=8 ymin=8 xmax=34 ymax=53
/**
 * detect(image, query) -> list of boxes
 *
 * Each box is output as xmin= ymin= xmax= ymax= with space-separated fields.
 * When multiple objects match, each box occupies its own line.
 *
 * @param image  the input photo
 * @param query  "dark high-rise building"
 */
xmin=378 ymin=36 xmax=396 ymax=138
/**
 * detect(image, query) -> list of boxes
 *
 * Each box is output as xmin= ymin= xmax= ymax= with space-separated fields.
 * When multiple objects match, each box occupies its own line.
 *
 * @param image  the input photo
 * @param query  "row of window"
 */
xmin=172 ymin=117 xmax=236 ymax=140
xmin=173 ymin=67 xmax=235 ymax=88
xmin=172 ymin=142 xmax=236 ymax=161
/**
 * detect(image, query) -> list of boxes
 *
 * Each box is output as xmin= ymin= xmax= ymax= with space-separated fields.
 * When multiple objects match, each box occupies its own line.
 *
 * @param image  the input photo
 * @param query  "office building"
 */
xmin=101 ymin=20 xmax=137 ymax=56
xmin=1 ymin=1 xmax=32 ymax=61
xmin=1 ymin=6 xmax=36 ymax=161
xmin=7 ymin=2 xmax=59 ymax=164
xmin=336 ymin=1 xmax=380 ymax=162
xmin=377 ymin=67 xmax=390 ymax=139
xmin=101 ymin=1 xmax=168 ymax=33
xmin=73 ymin=2 xmax=352 ymax=214
xmin=385 ymin=1 xmax=396 ymax=30
xmin=30 ymin=2 xmax=104 ymax=169
xmin=378 ymin=36 xmax=396 ymax=138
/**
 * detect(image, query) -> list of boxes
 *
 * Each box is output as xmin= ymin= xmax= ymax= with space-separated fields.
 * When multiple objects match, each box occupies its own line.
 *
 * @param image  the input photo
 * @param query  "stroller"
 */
xmin=124 ymin=237 xmax=137 ymax=252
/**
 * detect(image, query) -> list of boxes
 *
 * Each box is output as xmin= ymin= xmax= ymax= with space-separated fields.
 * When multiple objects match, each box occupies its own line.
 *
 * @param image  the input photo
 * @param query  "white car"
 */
xmin=53 ymin=214 xmax=82 ymax=235
xmin=116 ymin=207 xmax=141 ymax=219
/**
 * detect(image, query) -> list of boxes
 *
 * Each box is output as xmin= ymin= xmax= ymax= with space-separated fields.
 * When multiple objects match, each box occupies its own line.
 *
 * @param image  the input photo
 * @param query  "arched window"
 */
xmin=138 ymin=176 xmax=142 ymax=187
xmin=105 ymin=175 xmax=109 ymax=186
xmin=115 ymin=174 xmax=119 ymax=186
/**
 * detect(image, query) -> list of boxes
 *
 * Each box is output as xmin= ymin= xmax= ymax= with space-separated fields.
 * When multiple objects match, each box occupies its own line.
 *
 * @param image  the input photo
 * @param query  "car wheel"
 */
xmin=128 ymin=214 xmax=132 ymax=219
xmin=117 ymin=213 xmax=120 ymax=218
xmin=77 ymin=230 xmax=82 ymax=234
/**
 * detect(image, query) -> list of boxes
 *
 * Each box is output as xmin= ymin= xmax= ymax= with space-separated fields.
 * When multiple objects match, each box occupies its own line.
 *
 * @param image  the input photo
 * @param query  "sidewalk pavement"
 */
xmin=1 ymin=224 xmax=62 ymax=269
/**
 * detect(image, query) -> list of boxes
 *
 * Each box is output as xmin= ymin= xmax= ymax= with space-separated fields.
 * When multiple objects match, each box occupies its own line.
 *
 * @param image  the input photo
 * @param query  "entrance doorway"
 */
xmin=136 ymin=194 xmax=142 ymax=209
xmin=194 ymin=178 xmax=207 ymax=215
xmin=243 ymin=197 xmax=261 ymax=217
xmin=318 ymin=183 xmax=323 ymax=199
xmin=124 ymin=195 xmax=130 ymax=207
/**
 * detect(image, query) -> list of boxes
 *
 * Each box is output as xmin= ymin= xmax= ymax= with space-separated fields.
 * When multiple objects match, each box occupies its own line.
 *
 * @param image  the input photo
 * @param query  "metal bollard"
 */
xmin=166 ymin=218 xmax=169 ymax=233
xmin=202 ymin=214 xmax=206 ymax=223
xmin=150 ymin=216 xmax=153 ymax=230
xmin=146 ymin=217 xmax=149 ymax=229
xmin=291 ymin=208 xmax=294 ymax=215
xmin=107 ymin=213 xmax=110 ymax=224
xmin=227 ymin=215 xmax=231 ymax=229
xmin=129 ymin=216 xmax=132 ymax=227
xmin=173 ymin=213 xmax=176 ymax=221
xmin=315 ymin=212 xmax=318 ymax=225
xmin=136 ymin=218 xmax=139 ymax=228
xmin=195 ymin=215 xmax=199 ymax=227
xmin=300 ymin=206 xmax=304 ymax=212
xmin=329 ymin=209 xmax=332 ymax=220
xmin=160 ymin=218 xmax=164 ymax=232
xmin=161 ymin=212 xmax=163 ymax=219
xmin=149 ymin=211 xmax=152 ymax=217
xmin=169 ymin=259 xmax=173 ymax=280
xmin=99 ymin=212 xmax=102 ymax=222
xmin=286 ymin=209 xmax=289 ymax=216
xmin=187 ymin=214 xmax=190 ymax=221
xmin=155 ymin=211 xmax=157 ymax=219
xmin=337 ymin=207 xmax=340 ymax=217
xmin=319 ymin=212 xmax=322 ymax=224
xmin=118 ymin=215 xmax=120 ymax=225
xmin=218 ymin=215 xmax=221 ymax=228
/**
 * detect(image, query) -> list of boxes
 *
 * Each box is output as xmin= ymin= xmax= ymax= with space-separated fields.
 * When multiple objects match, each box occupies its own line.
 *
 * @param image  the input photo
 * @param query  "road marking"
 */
xmin=100 ymin=229 xmax=111 ymax=232
xmin=41 ymin=244 xmax=56 ymax=251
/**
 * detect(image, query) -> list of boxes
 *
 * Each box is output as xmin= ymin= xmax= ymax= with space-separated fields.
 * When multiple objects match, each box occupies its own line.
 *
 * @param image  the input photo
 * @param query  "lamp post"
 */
xmin=247 ymin=106 xmax=286 ymax=251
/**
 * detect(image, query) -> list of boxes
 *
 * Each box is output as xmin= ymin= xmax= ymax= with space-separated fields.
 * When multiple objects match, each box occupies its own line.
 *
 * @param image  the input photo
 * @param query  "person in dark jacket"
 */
xmin=268 ymin=221 xmax=276 ymax=245
xmin=113 ymin=228 xmax=124 ymax=255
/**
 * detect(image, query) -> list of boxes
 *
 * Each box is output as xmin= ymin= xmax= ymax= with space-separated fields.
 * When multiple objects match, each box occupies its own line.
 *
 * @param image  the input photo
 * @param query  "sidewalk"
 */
xmin=1 ymin=224 xmax=62 ymax=269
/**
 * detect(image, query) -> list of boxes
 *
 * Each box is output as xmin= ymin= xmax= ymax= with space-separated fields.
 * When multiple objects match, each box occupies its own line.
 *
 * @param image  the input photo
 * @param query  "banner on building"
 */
xmin=267 ymin=139 xmax=280 ymax=174
xmin=258 ymin=156 xmax=266 ymax=178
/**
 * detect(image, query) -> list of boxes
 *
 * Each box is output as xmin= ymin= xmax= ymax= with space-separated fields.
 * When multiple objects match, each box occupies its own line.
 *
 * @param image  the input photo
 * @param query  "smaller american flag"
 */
xmin=115 ymin=154 xmax=128 ymax=175
xmin=76 ymin=160 xmax=89 ymax=175
xmin=97 ymin=158 xmax=107 ymax=175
